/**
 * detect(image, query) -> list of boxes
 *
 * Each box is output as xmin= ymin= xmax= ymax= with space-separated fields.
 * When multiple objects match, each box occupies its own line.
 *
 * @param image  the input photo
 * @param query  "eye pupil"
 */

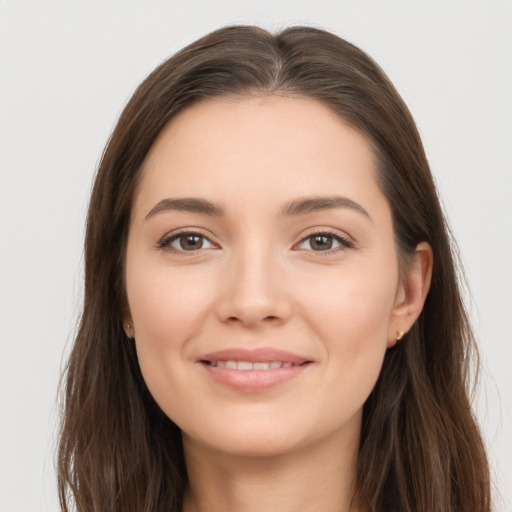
xmin=180 ymin=234 xmax=203 ymax=250
xmin=311 ymin=235 xmax=333 ymax=250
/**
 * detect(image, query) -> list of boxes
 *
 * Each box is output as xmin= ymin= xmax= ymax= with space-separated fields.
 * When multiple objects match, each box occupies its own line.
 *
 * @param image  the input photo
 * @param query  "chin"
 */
xmin=180 ymin=407 xmax=360 ymax=460
xmin=177 ymin=409 xmax=307 ymax=456
xmin=190 ymin=428 xmax=303 ymax=458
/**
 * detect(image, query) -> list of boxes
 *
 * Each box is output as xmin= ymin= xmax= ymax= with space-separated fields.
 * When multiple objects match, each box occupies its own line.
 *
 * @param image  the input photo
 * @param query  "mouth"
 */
xmin=201 ymin=360 xmax=310 ymax=370
xmin=197 ymin=347 xmax=313 ymax=391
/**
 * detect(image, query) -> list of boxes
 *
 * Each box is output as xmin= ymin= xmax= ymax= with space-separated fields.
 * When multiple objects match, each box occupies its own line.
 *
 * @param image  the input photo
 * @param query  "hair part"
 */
xmin=58 ymin=25 xmax=491 ymax=511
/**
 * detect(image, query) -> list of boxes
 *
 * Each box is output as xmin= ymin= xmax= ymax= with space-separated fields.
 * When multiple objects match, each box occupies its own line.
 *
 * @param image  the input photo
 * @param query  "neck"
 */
xmin=182 ymin=424 xmax=363 ymax=512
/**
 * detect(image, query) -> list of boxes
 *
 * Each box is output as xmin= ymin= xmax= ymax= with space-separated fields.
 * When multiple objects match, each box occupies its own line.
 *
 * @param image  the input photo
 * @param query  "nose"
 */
xmin=215 ymin=244 xmax=292 ymax=328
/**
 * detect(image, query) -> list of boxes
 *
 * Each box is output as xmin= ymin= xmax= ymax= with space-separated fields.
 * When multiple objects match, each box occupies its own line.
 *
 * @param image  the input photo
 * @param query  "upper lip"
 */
xmin=199 ymin=347 xmax=312 ymax=365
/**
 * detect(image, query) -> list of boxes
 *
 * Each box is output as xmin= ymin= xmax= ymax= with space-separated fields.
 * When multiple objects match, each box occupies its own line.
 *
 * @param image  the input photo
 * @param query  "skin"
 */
xmin=124 ymin=95 xmax=432 ymax=512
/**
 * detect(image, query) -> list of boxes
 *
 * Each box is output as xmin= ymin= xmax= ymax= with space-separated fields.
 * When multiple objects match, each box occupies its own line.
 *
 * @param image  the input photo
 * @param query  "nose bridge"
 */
xmin=217 ymin=236 xmax=290 ymax=326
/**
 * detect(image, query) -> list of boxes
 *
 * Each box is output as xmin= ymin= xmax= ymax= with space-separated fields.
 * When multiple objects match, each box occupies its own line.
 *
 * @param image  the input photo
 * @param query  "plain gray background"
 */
xmin=0 ymin=1 xmax=511 ymax=510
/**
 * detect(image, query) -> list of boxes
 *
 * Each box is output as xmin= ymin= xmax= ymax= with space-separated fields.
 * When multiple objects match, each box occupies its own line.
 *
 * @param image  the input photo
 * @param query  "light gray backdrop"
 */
xmin=0 ymin=1 xmax=511 ymax=511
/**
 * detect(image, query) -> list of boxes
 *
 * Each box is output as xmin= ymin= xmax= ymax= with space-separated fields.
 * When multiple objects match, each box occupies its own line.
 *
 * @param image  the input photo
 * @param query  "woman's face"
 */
xmin=125 ymin=95 xmax=407 ymax=457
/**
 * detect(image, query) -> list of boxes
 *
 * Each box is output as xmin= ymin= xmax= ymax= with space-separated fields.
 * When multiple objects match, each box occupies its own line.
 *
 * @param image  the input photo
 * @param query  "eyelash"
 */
xmin=296 ymin=229 xmax=354 ymax=256
xmin=157 ymin=228 xmax=354 ymax=256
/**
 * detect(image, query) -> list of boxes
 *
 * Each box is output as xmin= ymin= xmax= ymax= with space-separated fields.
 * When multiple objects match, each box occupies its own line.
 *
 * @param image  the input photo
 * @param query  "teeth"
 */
xmin=253 ymin=362 xmax=270 ymax=370
xmin=208 ymin=360 xmax=299 ymax=370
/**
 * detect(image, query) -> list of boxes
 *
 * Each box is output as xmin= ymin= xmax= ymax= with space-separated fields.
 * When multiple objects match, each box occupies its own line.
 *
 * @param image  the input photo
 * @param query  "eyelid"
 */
xmin=294 ymin=228 xmax=355 ymax=255
xmin=157 ymin=228 xmax=219 ymax=254
xmin=157 ymin=227 xmax=355 ymax=255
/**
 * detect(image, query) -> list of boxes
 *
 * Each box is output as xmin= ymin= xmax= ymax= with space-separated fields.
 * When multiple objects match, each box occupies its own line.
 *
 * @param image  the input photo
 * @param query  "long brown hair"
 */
xmin=58 ymin=25 xmax=491 ymax=511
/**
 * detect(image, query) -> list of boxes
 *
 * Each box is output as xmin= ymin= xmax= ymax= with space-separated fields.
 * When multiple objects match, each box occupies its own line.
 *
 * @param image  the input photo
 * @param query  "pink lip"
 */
xmin=200 ymin=347 xmax=310 ymax=364
xmin=198 ymin=347 xmax=313 ymax=392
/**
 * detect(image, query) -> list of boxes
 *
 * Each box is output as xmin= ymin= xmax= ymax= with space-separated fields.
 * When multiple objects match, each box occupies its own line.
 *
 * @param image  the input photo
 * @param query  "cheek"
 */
xmin=295 ymin=260 xmax=397 ymax=400
xmin=125 ymin=259 xmax=217 ymax=402
xmin=298 ymin=260 xmax=397 ymax=346
xmin=126 ymin=256 xmax=216 ymax=341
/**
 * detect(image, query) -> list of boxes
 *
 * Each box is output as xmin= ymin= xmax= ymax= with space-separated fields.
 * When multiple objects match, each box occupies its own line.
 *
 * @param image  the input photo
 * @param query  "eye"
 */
xmin=158 ymin=231 xmax=216 ymax=253
xmin=295 ymin=230 xmax=354 ymax=254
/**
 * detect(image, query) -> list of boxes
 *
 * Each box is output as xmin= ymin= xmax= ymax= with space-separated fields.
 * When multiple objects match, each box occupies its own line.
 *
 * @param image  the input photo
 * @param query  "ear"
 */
xmin=388 ymin=241 xmax=433 ymax=347
xmin=122 ymin=308 xmax=135 ymax=339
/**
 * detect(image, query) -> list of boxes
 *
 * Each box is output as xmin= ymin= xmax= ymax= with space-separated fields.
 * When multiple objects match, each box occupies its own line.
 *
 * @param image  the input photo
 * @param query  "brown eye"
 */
xmin=159 ymin=231 xmax=216 ymax=253
xmin=310 ymin=234 xmax=334 ymax=251
xmin=296 ymin=231 xmax=353 ymax=254
xmin=177 ymin=234 xmax=204 ymax=251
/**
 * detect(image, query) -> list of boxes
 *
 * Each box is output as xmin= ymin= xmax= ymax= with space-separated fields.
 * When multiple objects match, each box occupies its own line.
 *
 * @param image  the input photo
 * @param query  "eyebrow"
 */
xmin=281 ymin=195 xmax=370 ymax=219
xmin=145 ymin=195 xmax=371 ymax=221
xmin=145 ymin=197 xmax=225 ymax=219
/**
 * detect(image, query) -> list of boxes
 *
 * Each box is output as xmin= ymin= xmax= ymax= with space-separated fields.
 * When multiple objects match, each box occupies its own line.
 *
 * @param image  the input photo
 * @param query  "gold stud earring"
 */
xmin=396 ymin=330 xmax=405 ymax=341
xmin=125 ymin=323 xmax=134 ymax=338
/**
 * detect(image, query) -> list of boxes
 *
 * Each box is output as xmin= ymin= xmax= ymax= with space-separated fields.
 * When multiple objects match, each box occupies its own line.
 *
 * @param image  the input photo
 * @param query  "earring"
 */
xmin=125 ymin=323 xmax=133 ymax=338
xmin=396 ymin=330 xmax=405 ymax=341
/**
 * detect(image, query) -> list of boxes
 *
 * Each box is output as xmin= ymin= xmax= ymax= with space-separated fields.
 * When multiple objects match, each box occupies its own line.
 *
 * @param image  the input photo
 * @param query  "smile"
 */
xmin=204 ymin=360 xmax=304 ymax=370
xmin=198 ymin=347 xmax=313 ymax=392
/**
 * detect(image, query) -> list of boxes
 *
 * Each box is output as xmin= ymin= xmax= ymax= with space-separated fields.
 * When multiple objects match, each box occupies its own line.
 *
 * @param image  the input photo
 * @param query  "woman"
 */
xmin=57 ymin=25 xmax=491 ymax=511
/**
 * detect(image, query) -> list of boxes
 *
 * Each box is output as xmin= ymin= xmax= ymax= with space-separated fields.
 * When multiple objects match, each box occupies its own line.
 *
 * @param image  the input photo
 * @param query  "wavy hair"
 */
xmin=58 ymin=25 xmax=491 ymax=511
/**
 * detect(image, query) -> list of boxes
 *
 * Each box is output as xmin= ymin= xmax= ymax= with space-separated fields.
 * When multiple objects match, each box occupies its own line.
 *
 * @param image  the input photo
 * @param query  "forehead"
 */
xmin=134 ymin=95 xmax=383 ymax=218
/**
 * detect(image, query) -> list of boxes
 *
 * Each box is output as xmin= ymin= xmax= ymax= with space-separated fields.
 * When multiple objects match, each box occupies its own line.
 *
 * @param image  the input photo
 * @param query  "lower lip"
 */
xmin=199 ymin=363 xmax=311 ymax=392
